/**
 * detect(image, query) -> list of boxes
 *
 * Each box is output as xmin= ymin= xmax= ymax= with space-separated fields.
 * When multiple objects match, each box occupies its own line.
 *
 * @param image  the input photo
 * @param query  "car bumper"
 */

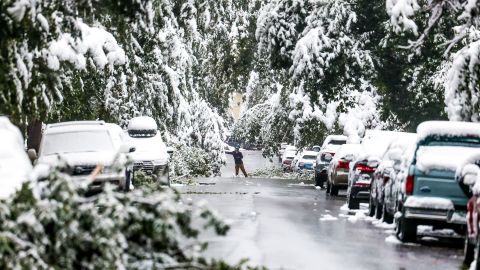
xmin=331 ymin=173 xmax=348 ymax=186
xmin=403 ymin=207 xmax=466 ymax=225
xmin=350 ymin=186 xmax=370 ymax=201
xmin=72 ymin=173 xmax=126 ymax=191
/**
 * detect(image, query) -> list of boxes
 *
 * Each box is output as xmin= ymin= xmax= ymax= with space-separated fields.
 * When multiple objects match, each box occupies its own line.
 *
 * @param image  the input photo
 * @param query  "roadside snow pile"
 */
xmin=385 ymin=235 xmax=403 ymax=245
xmin=0 ymin=117 xmax=32 ymax=200
xmin=319 ymin=214 xmax=338 ymax=221
xmin=416 ymin=121 xmax=480 ymax=142
xmin=128 ymin=116 xmax=158 ymax=131
xmin=404 ymin=197 xmax=454 ymax=210
xmin=416 ymin=146 xmax=480 ymax=172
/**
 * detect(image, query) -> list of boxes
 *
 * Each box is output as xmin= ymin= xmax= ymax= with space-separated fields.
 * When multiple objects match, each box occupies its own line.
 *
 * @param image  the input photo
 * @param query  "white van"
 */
xmin=126 ymin=116 xmax=171 ymax=185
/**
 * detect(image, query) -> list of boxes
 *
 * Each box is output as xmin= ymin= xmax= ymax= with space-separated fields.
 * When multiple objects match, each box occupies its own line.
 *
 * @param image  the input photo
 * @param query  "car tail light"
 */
xmin=354 ymin=164 xmax=376 ymax=173
xmin=337 ymin=159 xmax=349 ymax=169
xmin=353 ymin=183 xmax=370 ymax=188
xmin=406 ymin=175 xmax=414 ymax=195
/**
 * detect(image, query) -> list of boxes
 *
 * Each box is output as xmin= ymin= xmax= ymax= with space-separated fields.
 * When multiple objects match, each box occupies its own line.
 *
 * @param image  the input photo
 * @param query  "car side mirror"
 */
xmin=324 ymin=153 xmax=333 ymax=162
xmin=459 ymin=164 xmax=479 ymax=186
xmin=27 ymin=149 xmax=37 ymax=162
xmin=166 ymin=146 xmax=174 ymax=154
xmin=120 ymin=144 xmax=136 ymax=153
xmin=344 ymin=154 xmax=354 ymax=162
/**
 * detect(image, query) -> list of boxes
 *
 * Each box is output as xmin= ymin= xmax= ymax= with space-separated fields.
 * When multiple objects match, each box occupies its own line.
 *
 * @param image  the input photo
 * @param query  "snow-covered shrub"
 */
xmin=170 ymin=144 xmax=214 ymax=178
xmin=0 ymin=166 xmax=240 ymax=269
xmin=249 ymin=167 xmax=314 ymax=182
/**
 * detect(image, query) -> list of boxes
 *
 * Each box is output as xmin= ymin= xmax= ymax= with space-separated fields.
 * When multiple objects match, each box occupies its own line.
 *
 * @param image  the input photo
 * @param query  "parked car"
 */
xmin=315 ymin=135 xmax=347 ymax=187
xmin=321 ymin=135 xmax=347 ymax=150
xmin=278 ymin=143 xmax=289 ymax=161
xmin=293 ymin=151 xmax=317 ymax=171
xmin=281 ymin=145 xmax=297 ymax=171
xmin=31 ymin=121 xmax=135 ymax=193
xmin=326 ymin=144 xmax=362 ymax=196
xmin=394 ymin=121 xmax=480 ymax=242
xmin=346 ymin=130 xmax=399 ymax=209
xmin=456 ymin=153 xmax=480 ymax=266
xmin=126 ymin=116 xmax=172 ymax=186
xmin=0 ymin=117 xmax=32 ymax=199
xmin=369 ymin=132 xmax=416 ymax=221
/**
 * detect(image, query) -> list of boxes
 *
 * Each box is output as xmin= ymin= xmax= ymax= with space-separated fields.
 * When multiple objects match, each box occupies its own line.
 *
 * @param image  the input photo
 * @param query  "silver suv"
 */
xmin=31 ymin=121 xmax=134 ymax=192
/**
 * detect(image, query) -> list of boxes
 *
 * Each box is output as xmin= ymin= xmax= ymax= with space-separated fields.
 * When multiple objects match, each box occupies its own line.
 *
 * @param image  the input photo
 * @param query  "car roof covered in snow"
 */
xmin=128 ymin=116 xmax=157 ymax=131
xmin=322 ymin=135 xmax=347 ymax=147
xmin=45 ymin=121 xmax=108 ymax=134
xmin=417 ymin=121 xmax=480 ymax=141
xmin=301 ymin=151 xmax=318 ymax=156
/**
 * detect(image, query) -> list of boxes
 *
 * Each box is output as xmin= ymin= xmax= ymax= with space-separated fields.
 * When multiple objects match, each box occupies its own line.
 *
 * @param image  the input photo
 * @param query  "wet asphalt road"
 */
xmin=177 ymin=151 xmax=464 ymax=270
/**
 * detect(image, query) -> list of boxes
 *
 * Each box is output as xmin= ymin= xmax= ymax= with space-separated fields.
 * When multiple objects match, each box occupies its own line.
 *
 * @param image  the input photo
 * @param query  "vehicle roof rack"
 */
xmin=47 ymin=121 xmax=105 ymax=129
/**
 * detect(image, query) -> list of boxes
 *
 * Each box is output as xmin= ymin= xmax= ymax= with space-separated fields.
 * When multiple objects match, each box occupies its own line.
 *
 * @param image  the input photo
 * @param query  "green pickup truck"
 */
xmin=395 ymin=121 xmax=480 ymax=242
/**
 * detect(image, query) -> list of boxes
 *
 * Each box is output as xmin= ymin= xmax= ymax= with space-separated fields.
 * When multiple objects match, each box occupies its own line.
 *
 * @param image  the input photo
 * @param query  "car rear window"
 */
xmin=303 ymin=155 xmax=316 ymax=160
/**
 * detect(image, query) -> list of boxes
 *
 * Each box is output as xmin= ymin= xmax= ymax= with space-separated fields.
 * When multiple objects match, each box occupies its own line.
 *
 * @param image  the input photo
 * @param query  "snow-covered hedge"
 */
xmin=0 ymin=167 xmax=256 ymax=269
xmin=170 ymin=144 xmax=215 ymax=178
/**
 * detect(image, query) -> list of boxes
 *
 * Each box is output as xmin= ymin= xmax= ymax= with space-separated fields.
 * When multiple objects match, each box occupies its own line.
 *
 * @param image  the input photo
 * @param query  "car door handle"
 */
xmin=420 ymin=186 xmax=431 ymax=193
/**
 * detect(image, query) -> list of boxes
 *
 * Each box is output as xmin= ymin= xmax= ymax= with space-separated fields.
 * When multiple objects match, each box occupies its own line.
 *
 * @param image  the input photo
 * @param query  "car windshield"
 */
xmin=329 ymin=140 xmax=346 ymax=145
xmin=41 ymin=131 xmax=114 ymax=155
xmin=128 ymin=135 xmax=165 ymax=153
xmin=303 ymin=155 xmax=316 ymax=160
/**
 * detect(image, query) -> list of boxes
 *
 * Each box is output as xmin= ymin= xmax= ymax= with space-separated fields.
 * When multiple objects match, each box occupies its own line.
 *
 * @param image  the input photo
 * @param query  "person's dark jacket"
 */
xmin=232 ymin=151 xmax=244 ymax=165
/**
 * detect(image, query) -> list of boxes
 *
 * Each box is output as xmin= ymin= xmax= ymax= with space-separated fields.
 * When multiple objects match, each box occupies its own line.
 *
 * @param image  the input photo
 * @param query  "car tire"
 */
xmin=348 ymin=195 xmax=359 ymax=209
xmin=464 ymin=233 xmax=475 ymax=266
xmin=368 ymin=197 xmax=376 ymax=217
xmin=375 ymin=202 xmax=383 ymax=220
xmin=383 ymin=204 xmax=394 ymax=224
xmin=396 ymin=215 xmax=417 ymax=242
xmin=330 ymin=184 xmax=338 ymax=196
xmin=326 ymin=181 xmax=331 ymax=194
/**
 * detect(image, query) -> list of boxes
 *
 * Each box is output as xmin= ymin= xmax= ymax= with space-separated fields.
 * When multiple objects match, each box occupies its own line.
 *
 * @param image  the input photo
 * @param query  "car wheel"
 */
xmin=326 ymin=181 xmax=331 ymax=194
xmin=368 ymin=196 xmax=376 ymax=217
xmin=330 ymin=184 xmax=338 ymax=196
xmin=382 ymin=204 xmax=393 ymax=224
xmin=464 ymin=231 xmax=475 ymax=266
xmin=348 ymin=195 xmax=359 ymax=209
xmin=375 ymin=202 xmax=383 ymax=220
xmin=396 ymin=215 xmax=417 ymax=242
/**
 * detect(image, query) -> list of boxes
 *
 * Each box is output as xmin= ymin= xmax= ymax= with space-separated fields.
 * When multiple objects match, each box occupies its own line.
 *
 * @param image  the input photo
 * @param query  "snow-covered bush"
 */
xmin=0 ymin=166 xmax=264 ymax=269
xmin=170 ymin=144 xmax=214 ymax=178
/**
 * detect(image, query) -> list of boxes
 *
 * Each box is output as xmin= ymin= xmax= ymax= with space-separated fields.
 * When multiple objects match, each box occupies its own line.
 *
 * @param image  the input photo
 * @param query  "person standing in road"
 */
xmin=232 ymin=146 xmax=248 ymax=177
